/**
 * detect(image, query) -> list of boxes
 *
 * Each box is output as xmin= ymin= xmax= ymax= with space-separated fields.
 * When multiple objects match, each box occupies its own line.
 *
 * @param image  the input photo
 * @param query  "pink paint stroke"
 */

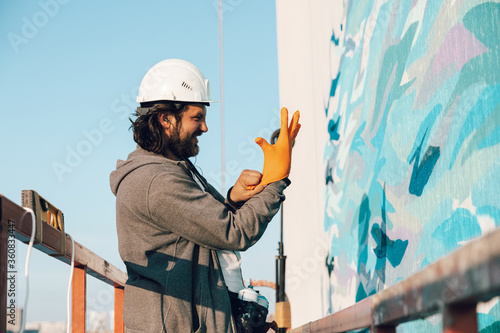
xmin=431 ymin=22 xmax=488 ymax=75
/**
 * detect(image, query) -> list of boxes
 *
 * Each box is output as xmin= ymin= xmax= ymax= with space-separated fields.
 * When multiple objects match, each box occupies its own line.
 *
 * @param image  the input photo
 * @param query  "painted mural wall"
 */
xmin=277 ymin=0 xmax=500 ymax=330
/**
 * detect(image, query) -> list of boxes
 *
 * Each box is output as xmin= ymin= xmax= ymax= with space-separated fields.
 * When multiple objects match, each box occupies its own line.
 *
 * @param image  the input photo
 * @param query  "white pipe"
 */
xmin=218 ymin=0 xmax=226 ymax=194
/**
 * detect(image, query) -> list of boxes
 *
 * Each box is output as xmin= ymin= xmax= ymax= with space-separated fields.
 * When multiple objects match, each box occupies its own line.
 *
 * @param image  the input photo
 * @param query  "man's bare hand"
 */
xmin=230 ymin=169 xmax=266 ymax=203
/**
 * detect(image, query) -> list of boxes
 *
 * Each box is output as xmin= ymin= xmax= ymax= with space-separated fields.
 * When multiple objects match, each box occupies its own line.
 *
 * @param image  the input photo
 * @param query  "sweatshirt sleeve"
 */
xmin=147 ymin=169 xmax=287 ymax=251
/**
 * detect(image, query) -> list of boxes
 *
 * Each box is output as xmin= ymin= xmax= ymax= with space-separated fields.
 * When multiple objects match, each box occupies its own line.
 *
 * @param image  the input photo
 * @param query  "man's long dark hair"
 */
xmin=130 ymin=102 xmax=187 ymax=156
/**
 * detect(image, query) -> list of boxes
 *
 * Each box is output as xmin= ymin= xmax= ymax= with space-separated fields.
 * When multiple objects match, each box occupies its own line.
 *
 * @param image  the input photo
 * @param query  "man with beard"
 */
xmin=110 ymin=59 xmax=300 ymax=332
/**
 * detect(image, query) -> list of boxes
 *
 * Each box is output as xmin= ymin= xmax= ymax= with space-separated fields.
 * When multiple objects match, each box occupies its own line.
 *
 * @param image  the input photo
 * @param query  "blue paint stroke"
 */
xmin=371 ymin=22 xmax=418 ymax=132
xmin=331 ymin=30 xmax=339 ymax=46
xmin=328 ymin=117 xmax=340 ymax=141
xmin=371 ymin=184 xmax=408 ymax=268
xmin=351 ymin=122 xmax=366 ymax=155
xmin=325 ymin=163 xmax=333 ymax=185
xmin=356 ymin=194 xmax=371 ymax=302
xmin=480 ymin=321 xmax=500 ymax=333
xmin=408 ymin=104 xmax=442 ymax=159
xmin=325 ymin=72 xmax=342 ymax=115
xmin=432 ymin=208 xmax=482 ymax=251
xmin=326 ymin=256 xmax=334 ymax=277
xmin=479 ymin=121 xmax=500 ymax=150
xmin=371 ymin=223 xmax=408 ymax=267
xmin=478 ymin=300 xmax=500 ymax=332
xmin=408 ymin=132 xmax=441 ymax=196
xmin=449 ymin=85 xmax=500 ymax=169
xmin=477 ymin=206 xmax=500 ymax=227
xmin=358 ymin=195 xmax=371 ymax=268
xmin=355 ymin=283 xmax=368 ymax=303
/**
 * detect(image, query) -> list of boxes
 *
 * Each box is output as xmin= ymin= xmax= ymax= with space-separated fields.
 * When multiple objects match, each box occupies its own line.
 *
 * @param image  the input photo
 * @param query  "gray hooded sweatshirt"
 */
xmin=110 ymin=147 xmax=288 ymax=332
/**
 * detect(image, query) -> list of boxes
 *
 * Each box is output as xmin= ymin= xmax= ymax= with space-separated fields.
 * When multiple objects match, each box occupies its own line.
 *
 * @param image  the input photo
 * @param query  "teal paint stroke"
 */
xmin=372 ymin=184 xmax=407 ymax=268
xmin=443 ymin=2 xmax=500 ymax=115
xmin=328 ymin=116 xmax=341 ymax=141
xmin=331 ymin=29 xmax=339 ymax=46
xmin=371 ymin=22 xmax=418 ymax=132
xmin=416 ymin=199 xmax=454 ymax=266
xmin=449 ymin=85 xmax=500 ymax=169
xmin=392 ymin=0 xmax=415 ymax=40
xmin=477 ymin=206 xmax=500 ymax=227
xmin=408 ymin=137 xmax=440 ymax=197
xmin=479 ymin=301 xmax=500 ymax=332
xmin=325 ymin=71 xmax=341 ymax=115
xmin=471 ymin=155 xmax=500 ymax=221
xmin=406 ymin=104 xmax=443 ymax=196
xmin=405 ymin=0 xmax=441 ymax=66
xmin=397 ymin=316 xmax=442 ymax=333
xmin=371 ymin=223 xmax=408 ymax=267
xmin=407 ymin=104 xmax=442 ymax=161
xmin=432 ymin=208 xmax=482 ymax=251
xmin=356 ymin=194 xmax=371 ymax=302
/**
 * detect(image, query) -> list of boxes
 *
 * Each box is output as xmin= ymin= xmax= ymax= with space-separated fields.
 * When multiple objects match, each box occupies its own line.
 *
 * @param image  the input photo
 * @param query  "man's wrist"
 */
xmin=227 ymin=187 xmax=245 ymax=209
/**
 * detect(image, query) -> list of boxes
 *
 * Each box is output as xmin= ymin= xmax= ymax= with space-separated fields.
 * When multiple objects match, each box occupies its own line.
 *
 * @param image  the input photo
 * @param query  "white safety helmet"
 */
xmin=136 ymin=59 xmax=216 ymax=111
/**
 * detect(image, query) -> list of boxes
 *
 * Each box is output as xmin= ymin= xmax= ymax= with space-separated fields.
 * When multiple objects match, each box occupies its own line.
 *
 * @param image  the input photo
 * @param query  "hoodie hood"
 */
xmin=110 ymin=146 xmax=179 ymax=195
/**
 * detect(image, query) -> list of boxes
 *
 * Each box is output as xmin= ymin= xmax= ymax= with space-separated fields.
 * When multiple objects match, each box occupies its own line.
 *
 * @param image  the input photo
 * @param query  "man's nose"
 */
xmin=199 ymin=121 xmax=208 ymax=133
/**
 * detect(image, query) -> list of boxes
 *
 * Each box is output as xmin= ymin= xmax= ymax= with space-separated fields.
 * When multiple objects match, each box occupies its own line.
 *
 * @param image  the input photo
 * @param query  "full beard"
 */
xmin=167 ymin=129 xmax=201 ymax=159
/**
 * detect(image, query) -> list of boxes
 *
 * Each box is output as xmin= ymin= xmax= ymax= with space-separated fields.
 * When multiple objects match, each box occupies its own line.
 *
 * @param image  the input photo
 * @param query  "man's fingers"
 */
xmin=251 ymin=184 xmax=266 ymax=194
xmin=241 ymin=170 xmax=263 ymax=191
xmin=241 ymin=170 xmax=262 ymax=186
xmin=280 ymin=107 xmax=289 ymax=134
xmin=290 ymin=123 xmax=301 ymax=141
xmin=291 ymin=110 xmax=300 ymax=129
xmin=288 ymin=111 xmax=300 ymax=134
xmin=255 ymin=137 xmax=271 ymax=151
xmin=246 ymin=184 xmax=266 ymax=193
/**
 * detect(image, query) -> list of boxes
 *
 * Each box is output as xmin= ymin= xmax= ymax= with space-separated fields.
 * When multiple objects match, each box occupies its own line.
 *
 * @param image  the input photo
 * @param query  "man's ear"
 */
xmin=159 ymin=113 xmax=172 ymax=131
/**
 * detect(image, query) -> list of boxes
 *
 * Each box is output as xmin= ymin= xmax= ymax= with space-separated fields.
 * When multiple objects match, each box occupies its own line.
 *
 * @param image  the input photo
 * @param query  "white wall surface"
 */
xmin=275 ymin=0 xmax=340 ymax=327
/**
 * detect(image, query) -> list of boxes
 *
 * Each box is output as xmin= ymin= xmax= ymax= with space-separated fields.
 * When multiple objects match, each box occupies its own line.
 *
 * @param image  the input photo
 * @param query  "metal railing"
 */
xmin=1 ymin=193 xmax=127 ymax=333
xmin=290 ymin=226 xmax=500 ymax=333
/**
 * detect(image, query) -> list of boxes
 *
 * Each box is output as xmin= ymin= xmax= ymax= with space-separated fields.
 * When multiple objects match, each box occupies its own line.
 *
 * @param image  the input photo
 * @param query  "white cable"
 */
xmin=15 ymin=208 xmax=75 ymax=333
xmin=66 ymin=234 xmax=75 ymax=333
xmin=18 ymin=208 xmax=36 ymax=333
xmin=218 ymin=0 xmax=226 ymax=194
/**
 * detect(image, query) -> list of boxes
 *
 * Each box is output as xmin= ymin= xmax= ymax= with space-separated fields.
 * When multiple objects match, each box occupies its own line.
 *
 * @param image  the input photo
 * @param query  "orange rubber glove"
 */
xmin=250 ymin=107 xmax=301 ymax=188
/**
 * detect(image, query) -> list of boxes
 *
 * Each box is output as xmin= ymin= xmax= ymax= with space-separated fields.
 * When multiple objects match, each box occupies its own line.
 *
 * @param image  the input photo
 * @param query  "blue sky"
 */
xmin=0 ymin=0 xmax=283 ymax=323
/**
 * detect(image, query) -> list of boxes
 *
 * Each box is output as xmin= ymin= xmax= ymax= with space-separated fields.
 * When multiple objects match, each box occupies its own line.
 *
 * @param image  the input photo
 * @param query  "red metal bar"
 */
xmin=442 ymin=303 xmax=478 ymax=333
xmin=72 ymin=264 xmax=86 ymax=333
xmin=114 ymin=283 xmax=124 ymax=333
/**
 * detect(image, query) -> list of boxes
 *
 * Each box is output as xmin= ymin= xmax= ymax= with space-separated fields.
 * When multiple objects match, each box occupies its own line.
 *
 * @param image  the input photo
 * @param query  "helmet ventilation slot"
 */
xmin=181 ymin=81 xmax=193 ymax=90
